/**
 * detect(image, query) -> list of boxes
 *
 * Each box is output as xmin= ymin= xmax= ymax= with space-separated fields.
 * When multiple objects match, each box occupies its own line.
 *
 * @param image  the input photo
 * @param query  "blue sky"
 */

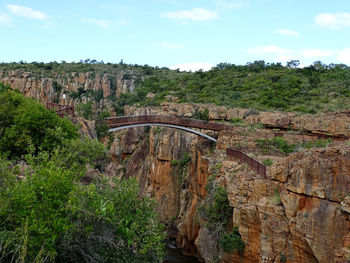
xmin=1 ymin=0 xmax=350 ymax=71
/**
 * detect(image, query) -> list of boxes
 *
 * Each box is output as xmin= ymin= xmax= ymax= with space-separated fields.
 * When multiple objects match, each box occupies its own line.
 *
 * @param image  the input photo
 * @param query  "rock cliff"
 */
xmin=104 ymin=107 xmax=350 ymax=263
xmin=0 ymin=69 xmax=136 ymax=106
xmin=1 ymin=73 xmax=349 ymax=262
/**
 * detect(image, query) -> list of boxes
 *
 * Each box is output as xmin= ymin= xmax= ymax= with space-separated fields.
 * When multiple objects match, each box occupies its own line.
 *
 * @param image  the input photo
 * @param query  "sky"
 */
xmin=0 ymin=0 xmax=350 ymax=71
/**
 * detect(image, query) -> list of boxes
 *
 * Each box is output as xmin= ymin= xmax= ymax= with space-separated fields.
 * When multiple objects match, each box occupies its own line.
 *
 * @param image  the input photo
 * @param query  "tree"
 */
xmin=0 ymin=89 xmax=78 ymax=159
xmin=286 ymin=60 xmax=300 ymax=69
xmin=0 ymin=150 xmax=166 ymax=263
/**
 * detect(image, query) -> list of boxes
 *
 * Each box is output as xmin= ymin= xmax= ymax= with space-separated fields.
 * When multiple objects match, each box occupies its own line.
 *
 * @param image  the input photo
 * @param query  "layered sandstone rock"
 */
xmin=0 ymin=69 xmax=136 ymax=106
xmin=104 ymin=114 xmax=349 ymax=263
xmin=4 ymin=71 xmax=349 ymax=262
xmin=126 ymin=103 xmax=350 ymax=138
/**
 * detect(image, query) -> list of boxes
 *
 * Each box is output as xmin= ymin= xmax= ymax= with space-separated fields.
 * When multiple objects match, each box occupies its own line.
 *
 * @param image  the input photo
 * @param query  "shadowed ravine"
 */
xmin=164 ymin=242 xmax=199 ymax=263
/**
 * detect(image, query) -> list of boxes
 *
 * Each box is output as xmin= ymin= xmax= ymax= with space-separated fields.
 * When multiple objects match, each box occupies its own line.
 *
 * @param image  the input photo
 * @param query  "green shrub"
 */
xmin=0 ymin=151 xmax=165 ymax=263
xmin=219 ymin=226 xmax=245 ymax=253
xmin=76 ymin=101 xmax=93 ymax=120
xmin=230 ymin=117 xmax=244 ymax=124
xmin=262 ymin=158 xmax=273 ymax=166
xmin=205 ymin=186 xmax=232 ymax=226
xmin=0 ymin=89 xmax=78 ymax=160
xmin=171 ymin=159 xmax=179 ymax=166
xmin=96 ymin=111 xmax=111 ymax=140
xmin=272 ymin=188 xmax=282 ymax=205
xmin=180 ymin=153 xmax=191 ymax=167
xmin=193 ymin=108 xmax=209 ymax=121
xmin=170 ymin=153 xmax=191 ymax=167
xmin=255 ymin=137 xmax=295 ymax=154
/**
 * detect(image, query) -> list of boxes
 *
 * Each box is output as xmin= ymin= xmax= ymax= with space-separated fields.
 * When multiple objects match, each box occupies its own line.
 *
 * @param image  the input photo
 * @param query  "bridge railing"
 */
xmin=226 ymin=148 xmax=266 ymax=178
xmin=46 ymin=102 xmax=75 ymax=118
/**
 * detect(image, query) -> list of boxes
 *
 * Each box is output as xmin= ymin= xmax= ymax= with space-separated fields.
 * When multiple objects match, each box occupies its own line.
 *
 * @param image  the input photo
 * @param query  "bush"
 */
xmin=96 ymin=111 xmax=111 ymax=140
xmin=76 ymin=101 xmax=93 ymax=120
xmin=193 ymin=108 xmax=209 ymax=121
xmin=0 ymin=150 xmax=166 ymax=263
xmin=219 ymin=226 xmax=245 ymax=253
xmin=272 ymin=188 xmax=282 ymax=205
xmin=255 ymin=137 xmax=295 ymax=154
xmin=0 ymin=89 xmax=78 ymax=160
xmin=56 ymin=137 xmax=107 ymax=170
xmin=204 ymin=186 xmax=232 ymax=226
xmin=262 ymin=158 xmax=273 ymax=166
xmin=179 ymin=153 xmax=191 ymax=167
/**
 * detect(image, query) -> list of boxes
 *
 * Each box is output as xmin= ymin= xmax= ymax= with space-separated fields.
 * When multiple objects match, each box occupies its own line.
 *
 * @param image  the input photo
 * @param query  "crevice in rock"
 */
xmin=284 ymin=188 xmax=341 ymax=204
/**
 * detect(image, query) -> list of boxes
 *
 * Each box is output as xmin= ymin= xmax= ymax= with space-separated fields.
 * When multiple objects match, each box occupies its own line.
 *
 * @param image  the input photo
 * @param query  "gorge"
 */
xmin=0 ymin=64 xmax=349 ymax=263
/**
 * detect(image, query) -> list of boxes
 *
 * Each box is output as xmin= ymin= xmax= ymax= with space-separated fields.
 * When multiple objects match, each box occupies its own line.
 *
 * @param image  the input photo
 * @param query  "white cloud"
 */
xmin=161 ymin=8 xmax=218 ymax=21
xmin=314 ymin=12 xmax=350 ymax=29
xmin=301 ymin=49 xmax=333 ymax=58
xmin=7 ymin=4 xmax=48 ymax=20
xmin=0 ymin=13 xmax=12 ymax=26
xmin=245 ymin=45 xmax=290 ymax=55
xmin=82 ymin=18 xmax=111 ymax=29
xmin=169 ymin=62 xmax=213 ymax=72
xmin=276 ymin=29 xmax=299 ymax=37
xmin=337 ymin=48 xmax=350 ymax=64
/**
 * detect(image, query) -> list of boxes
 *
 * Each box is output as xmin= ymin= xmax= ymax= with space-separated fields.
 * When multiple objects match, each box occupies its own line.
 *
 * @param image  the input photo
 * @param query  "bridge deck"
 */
xmin=105 ymin=115 xmax=230 ymax=131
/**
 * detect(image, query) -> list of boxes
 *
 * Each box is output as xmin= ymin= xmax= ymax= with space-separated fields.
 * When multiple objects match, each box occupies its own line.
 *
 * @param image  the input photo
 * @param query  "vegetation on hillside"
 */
xmin=1 ymin=60 xmax=350 ymax=113
xmin=0 ymin=83 xmax=78 ymax=160
xmin=0 ymin=86 xmax=166 ymax=263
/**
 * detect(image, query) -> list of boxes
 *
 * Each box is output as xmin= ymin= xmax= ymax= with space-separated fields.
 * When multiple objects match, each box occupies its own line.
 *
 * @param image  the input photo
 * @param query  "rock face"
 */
xmin=223 ymin=147 xmax=350 ymax=263
xmin=126 ymin=103 xmax=350 ymax=138
xmin=2 ymin=69 xmax=349 ymax=138
xmin=3 ymin=72 xmax=349 ymax=262
xmin=0 ymin=70 xmax=136 ymax=107
xmin=106 ymin=109 xmax=350 ymax=263
xmin=106 ymin=125 xmax=214 ymax=258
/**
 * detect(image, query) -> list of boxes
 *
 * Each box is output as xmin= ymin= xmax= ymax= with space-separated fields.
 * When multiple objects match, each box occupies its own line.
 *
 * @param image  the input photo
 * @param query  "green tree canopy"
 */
xmin=0 ymin=86 xmax=78 ymax=159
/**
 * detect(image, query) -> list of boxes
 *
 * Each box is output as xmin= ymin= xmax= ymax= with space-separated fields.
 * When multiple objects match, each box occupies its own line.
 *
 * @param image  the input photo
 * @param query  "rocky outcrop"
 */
xmin=107 ymin=105 xmax=349 ymax=263
xmin=0 ymin=69 xmax=137 ymax=107
xmin=226 ymin=150 xmax=349 ymax=263
xmin=103 ymin=114 xmax=349 ymax=263
xmin=3 ymin=70 xmax=349 ymax=262
xmin=126 ymin=103 xmax=350 ymax=138
xmin=2 ymin=69 xmax=349 ymax=138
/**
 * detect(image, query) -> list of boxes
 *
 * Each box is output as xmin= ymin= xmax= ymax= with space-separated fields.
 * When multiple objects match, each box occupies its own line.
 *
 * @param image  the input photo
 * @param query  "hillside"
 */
xmin=0 ymin=60 xmax=350 ymax=115
xmin=1 ymin=61 xmax=350 ymax=263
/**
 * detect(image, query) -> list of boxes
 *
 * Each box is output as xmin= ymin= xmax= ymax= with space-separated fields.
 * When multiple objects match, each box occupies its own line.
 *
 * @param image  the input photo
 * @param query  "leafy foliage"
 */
xmin=262 ymin=158 xmax=273 ymax=166
xmin=76 ymin=101 xmax=93 ymax=120
xmin=193 ymin=108 xmax=209 ymax=121
xmin=0 ymin=88 xmax=166 ymax=262
xmin=301 ymin=139 xmax=332 ymax=149
xmin=96 ymin=111 xmax=111 ymax=140
xmin=0 ymin=151 xmax=165 ymax=263
xmin=219 ymin=226 xmax=245 ymax=253
xmin=255 ymin=137 xmax=296 ymax=154
xmin=203 ymin=186 xmax=232 ymax=227
xmin=272 ymin=188 xmax=282 ymax=205
xmin=0 ymin=89 xmax=78 ymax=160
xmin=1 ymin=60 xmax=350 ymax=113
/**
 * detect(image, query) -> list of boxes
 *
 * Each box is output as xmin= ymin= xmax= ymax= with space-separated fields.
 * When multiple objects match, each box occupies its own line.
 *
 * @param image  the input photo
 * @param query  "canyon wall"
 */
xmin=2 ymin=69 xmax=350 ymax=139
xmin=0 ymin=69 xmax=136 ymax=106
xmin=2 ymin=72 xmax=350 ymax=262
xmin=104 ymin=106 xmax=350 ymax=263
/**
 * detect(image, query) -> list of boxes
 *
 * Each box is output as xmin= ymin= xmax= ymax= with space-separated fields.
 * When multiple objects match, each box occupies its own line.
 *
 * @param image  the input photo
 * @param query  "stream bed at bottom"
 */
xmin=163 ymin=242 xmax=199 ymax=263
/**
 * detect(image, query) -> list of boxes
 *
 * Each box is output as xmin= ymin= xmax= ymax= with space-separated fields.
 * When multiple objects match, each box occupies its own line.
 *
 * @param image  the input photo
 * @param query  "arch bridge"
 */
xmin=103 ymin=114 xmax=267 ymax=178
xmin=104 ymin=115 xmax=232 ymax=142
